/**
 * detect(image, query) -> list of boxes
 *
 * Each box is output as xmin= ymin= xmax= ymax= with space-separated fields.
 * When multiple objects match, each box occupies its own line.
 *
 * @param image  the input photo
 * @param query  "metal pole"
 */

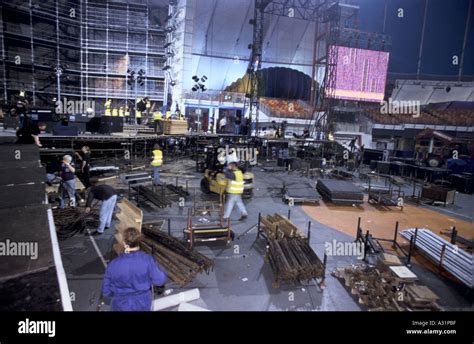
xmin=55 ymin=0 xmax=61 ymax=100
xmin=439 ymin=244 xmax=447 ymax=272
xmin=307 ymin=221 xmax=311 ymax=243
xmin=168 ymin=218 xmax=171 ymax=236
xmin=450 ymin=227 xmax=457 ymax=245
xmin=363 ymin=230 xmax=369 ymax=261
xmin=406 ymin=236 xmax=414 ymax=267
xmin=458 ymin=0 xmax=472 ymax=80
xmin=0 ymin=6 xmax=7 ymax=102
xmin=393 ymin=221 xmax=399 ymax=248
xmin=416 ymin=0 xmax=429 ymax=79
xmin=29 ymin=0 xmax=36 ymax=105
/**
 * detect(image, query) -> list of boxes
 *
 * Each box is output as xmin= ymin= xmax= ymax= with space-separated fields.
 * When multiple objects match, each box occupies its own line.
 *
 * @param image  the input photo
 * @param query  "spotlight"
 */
xmin=192 ymin=75 xmax=199 ymax=82
xmin=162 ymin=65 xmax=172 ymax=71
xmin=201 ymin=75 xmax=208 ymax=82
xmin=192 ymin=85 xmax=199 ymax=92
xmin=199 ymin=83 xmax=206 ymax=91
xmin=164 ymin=42 xmax=172 ymax=48
xmin=170 ymin=80 xmax=176 ymax=86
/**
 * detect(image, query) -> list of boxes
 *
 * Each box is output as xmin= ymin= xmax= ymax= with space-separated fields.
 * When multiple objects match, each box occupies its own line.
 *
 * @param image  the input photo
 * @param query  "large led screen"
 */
xmin=327 ymin=46 xmax=389 ymax=103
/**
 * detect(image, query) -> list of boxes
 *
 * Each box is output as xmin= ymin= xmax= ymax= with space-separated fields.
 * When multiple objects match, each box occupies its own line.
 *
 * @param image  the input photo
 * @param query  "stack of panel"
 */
xmin=316 ymin=179 xmax=364 ymax=204
xmin=400 ymin=228 xmax=473 ymax=288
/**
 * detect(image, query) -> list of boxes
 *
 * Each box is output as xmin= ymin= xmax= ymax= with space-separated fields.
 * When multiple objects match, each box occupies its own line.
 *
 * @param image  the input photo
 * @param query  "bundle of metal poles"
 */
xmin=53 ymin=208 xmax=100 ymax=239
xmin=400 ymin=228 xmax=473 ymax=288
xmin=140 ymin=225 xmax=214 ymax=286
xmin=132 ymin=185 xmax=172 ymax=208
xmin=262 ymin=215 xmax=325 ymax=287
xmin=166 ymin=184 xmax=189 ymax=197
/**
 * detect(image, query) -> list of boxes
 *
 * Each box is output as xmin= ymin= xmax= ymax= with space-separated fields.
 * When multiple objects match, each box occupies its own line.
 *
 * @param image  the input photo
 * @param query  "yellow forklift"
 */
xmin=200 ymin=146 xmax=254 ymax=198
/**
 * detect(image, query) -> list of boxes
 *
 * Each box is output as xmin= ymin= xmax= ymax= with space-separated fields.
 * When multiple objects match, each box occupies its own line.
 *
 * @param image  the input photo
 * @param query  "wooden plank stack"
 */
xmin=262 ymin=214 xmax=324 ymax=287
xmin=140 ymin=225 xmax=214 ymax=286
xmin=163 ymin=119 xmax=188 ymax=135
xmin=261 ymin=213 xmax=303 ymax=239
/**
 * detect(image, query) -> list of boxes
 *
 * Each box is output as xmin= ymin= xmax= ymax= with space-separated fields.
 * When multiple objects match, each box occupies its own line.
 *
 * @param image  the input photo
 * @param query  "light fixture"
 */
xmin=164 ymin=42 xmax=172 ymax=48
xmin=192 ymin=75 xmax=199 ymax=82
xmin=201 ymin=75 xmax=208 ymax=82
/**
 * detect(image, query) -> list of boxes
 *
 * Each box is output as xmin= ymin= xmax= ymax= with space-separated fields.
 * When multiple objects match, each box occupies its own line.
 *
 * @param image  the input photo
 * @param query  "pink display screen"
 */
xmin=327 ymin=46 xmax=389 ymax=103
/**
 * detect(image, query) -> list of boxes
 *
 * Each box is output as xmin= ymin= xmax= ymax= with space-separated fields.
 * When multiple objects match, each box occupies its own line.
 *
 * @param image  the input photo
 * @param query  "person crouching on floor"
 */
xmin=102 ymin=227 xmax=167 ymax=311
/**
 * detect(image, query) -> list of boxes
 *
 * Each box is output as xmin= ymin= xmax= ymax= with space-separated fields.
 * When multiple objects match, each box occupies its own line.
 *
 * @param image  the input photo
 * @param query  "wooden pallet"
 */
xmin=163 ymin=120 xmax=188 ymax=135
xmin=261 ymin=213 xmax=303 ymax=239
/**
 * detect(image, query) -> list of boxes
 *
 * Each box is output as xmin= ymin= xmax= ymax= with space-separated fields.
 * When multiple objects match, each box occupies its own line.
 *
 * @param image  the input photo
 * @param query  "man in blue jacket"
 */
xmin=102 ymin=227 xmax=167 ymax=311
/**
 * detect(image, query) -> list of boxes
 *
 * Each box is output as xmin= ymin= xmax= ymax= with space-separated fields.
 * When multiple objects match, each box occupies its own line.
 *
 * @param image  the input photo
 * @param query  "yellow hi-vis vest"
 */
xmin=226 ymin=170 xmax=244 ymax=194
xmin=153 ymin=112 xmax=163 ymax=121
xmin=104 ymin=100 xmax=111 ymax=116
xmin=165 ymin=111 xmax=171 ymax=119
xmin=151 ymin=149 xmax=163 ymax=166
xmin=125 ymin=108 xmax=130 ymax=117
xmin=112 ymin=108 xmax=118 ymax=117
xmin=136 ymin=111 xmax=142 ymax=118
xmin=119 ymin=108 xmax=124 ymax=117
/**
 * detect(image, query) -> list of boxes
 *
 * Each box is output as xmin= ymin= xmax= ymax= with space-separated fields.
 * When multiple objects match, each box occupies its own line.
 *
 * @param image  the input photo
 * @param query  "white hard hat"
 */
xmin=226 ymin=154 xmax=239 ymax=164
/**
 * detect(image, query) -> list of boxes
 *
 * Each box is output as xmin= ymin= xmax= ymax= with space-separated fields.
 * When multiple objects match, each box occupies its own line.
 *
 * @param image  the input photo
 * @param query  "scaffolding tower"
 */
xmin=1 ymin=0 xmax=167 ymax=113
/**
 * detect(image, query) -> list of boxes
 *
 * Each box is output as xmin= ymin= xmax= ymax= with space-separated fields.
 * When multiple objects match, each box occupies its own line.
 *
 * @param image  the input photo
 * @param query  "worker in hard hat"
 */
xmin=223 ymin=158 xmax=247 ymax=221
xmin=118 ymin=107 xmax=124 ymax=117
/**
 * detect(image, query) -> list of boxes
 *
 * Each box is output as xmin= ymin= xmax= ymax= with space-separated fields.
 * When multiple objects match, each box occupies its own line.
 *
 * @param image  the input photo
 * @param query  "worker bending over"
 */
xmin=223 ymin=161 xmax=248 ymax=221
xmin=151 ymin=144 xmax=163 ymax=185
xmin=85 ymin=184 xmax=117 ymax=236
xmin=102 ymin=227 xmax=167 ymax=311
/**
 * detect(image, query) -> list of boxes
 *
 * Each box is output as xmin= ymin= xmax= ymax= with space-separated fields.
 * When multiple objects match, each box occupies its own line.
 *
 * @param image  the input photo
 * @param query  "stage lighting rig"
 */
xmin=191 ymin=75 xmax=208 ymax=92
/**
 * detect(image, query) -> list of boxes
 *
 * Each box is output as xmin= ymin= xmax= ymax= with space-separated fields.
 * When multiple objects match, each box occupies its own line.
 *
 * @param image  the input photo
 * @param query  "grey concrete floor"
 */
xmin=59 ymin=158 xmax=473 ymax=311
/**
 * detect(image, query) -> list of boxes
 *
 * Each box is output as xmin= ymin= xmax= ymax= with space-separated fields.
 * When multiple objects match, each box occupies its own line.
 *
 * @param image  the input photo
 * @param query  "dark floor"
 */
xmin=59 ymin=158 xmax=473 ymax=311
